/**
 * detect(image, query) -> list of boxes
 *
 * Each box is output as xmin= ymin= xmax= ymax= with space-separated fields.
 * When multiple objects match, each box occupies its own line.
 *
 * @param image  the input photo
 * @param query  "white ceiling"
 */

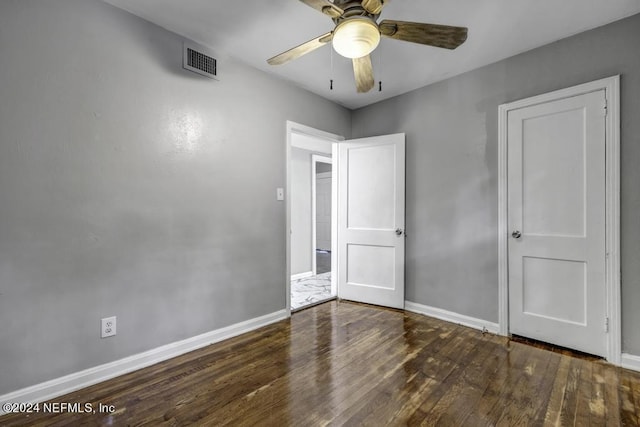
xmin=103 ymin=0 xmax=640 ymax=110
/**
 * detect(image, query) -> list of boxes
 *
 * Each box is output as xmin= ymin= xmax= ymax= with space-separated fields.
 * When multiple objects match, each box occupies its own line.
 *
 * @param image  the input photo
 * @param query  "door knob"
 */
xmin=511 ymin=230 xmax=522 ymax=239
xmin=395 ymin=228 xmax=403 ymax=236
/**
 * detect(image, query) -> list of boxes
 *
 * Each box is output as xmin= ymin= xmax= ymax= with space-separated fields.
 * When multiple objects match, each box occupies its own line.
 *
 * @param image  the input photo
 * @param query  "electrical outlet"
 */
xmin=101 ymin=316 xmax=116 ymax=338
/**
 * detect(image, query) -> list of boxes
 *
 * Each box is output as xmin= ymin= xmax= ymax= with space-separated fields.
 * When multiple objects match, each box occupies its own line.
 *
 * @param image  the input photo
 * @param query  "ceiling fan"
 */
xmin=267 ymin=0 xmax=468 ymax=93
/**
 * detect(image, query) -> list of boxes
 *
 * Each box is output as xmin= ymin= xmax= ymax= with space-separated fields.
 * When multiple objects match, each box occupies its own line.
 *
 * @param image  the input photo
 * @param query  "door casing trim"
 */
xmin=497 ymin=75 xmax=621 ymax=364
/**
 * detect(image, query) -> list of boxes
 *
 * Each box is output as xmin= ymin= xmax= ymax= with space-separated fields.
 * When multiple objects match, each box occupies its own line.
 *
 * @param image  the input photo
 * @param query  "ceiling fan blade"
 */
xmin=379 ymin=20 xmax=468 ymax=50
xmin=353 ymin=55 xmax=375 ymax=93
xmin=361 ymin=0 xmax=386 ymax=15
xmin=298 ymin=0 xmax=343 ymax=18
xmin=267 ymin=32 xmax=333 ymax=66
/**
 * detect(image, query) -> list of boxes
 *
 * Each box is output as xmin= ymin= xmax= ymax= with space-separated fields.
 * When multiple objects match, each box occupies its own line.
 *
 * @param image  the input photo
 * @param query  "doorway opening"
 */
xmin=286 ymin=122 xmax=342 ymax=313
xmin=290 ymin=152 xmax=334 ymax=311
xmin=312 ymin=155 xmax=333 ymax=275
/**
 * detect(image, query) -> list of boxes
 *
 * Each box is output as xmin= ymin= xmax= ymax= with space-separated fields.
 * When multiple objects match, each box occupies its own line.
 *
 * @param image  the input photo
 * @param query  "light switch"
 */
xmin=276 ymin=188 xmax=284 ymax=201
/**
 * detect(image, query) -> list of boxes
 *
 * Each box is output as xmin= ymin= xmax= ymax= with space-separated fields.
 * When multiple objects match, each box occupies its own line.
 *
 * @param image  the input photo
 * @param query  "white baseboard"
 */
xmin=405 ymin=301 xmax=500 ymax=334
xmin=621 ymin=353 xmax=640 ymax=372
xmin=291 ymin=271 xmax=313 ymax=281
xmin=0 ymin=309 xmax=288 ymax=415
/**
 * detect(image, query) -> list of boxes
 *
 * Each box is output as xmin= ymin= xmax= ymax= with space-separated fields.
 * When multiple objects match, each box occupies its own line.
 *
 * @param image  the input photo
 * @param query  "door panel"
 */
xmin=346 ymin=144 xmax=396 ymax=229
xmin=522 ymin=108 xmax=586 ymax=237
xmin=508 ymin=90 xmax=606 ymax=357
xmin=338 ymin=134 xmax=405 ymax=309
xmin=346 ymin=244 xmax=395 ymax=289
xmin=522 ymin=257 xmax=586 ymax=324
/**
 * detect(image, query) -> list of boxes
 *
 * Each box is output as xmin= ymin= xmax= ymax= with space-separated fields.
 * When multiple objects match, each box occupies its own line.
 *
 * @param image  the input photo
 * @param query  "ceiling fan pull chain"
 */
xmin=375 ymin=51 xmax=382 ymax=92
xmin=330 ymin=44 xmax=334 ymax=90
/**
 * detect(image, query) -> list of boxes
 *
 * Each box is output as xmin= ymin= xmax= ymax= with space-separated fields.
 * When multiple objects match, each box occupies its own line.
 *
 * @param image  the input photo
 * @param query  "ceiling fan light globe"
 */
xmin=332 ymin=18 xmax=380 ymax=59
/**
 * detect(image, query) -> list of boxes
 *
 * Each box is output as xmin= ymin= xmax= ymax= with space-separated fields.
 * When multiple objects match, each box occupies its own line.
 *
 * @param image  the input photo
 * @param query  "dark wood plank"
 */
xmin=469 ymin=340 xmax=537 ymax=425
xmin=542 ymin=354 xmax=574 ymax=425
xmin=621 ymin=370 xmax=639 ymax=425
xmin=405 ymin=327 xmax=485 ymax=425
xmin=492 ymin=341 xmax=556 ymax=425
xmin=575 ymin=358 xmax=594 ymax=426
xmin=334 ymin=322 xmax=471 ymax=425
xmin=1 ymin=300 xmax=639 ymax=426
xmin=589 ymin=361 xmax=608 ymax=427
xmin=429 ymin=335 xmax=495 ymax=422
xmin=557 ymin=357 xmax=584 ymax=425
xmin=634 ymin=369 xmax=640 ymax=424
xmin=523 ymin=351 xmax=564 ymax=425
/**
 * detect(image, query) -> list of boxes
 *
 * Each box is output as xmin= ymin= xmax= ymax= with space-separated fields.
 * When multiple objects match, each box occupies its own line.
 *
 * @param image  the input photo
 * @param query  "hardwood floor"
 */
xmin=2 ymin=300 xmax=639 ymax=426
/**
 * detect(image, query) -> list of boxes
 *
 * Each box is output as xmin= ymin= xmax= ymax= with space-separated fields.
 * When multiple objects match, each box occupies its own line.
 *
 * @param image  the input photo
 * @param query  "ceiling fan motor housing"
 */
xmin=331 ymin=0 xmax=381 ymax=24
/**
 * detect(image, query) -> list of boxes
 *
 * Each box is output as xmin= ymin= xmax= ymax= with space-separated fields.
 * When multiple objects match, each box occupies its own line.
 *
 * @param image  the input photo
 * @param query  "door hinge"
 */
xmin=604 ymin=316 xmax=609 ymax=333
xmin=603 ymin=99 xmax=608 ymax=116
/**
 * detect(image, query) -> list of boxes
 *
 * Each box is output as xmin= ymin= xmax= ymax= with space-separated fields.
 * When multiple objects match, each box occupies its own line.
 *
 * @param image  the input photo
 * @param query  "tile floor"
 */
xmin=291 ymin=272 xmax=333 ymax=311
xmin=291 ymin=251 xmax=334 ymax=311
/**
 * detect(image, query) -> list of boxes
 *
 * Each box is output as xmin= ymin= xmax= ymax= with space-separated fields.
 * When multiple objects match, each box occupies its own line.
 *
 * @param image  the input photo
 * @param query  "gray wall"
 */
xmin=0 ymin=0 xmax=350 ymax=394
xmin=352 ymin=13 xmax=640 ymax=354
xmin=290 ymin=147 xmax=313 ymax=275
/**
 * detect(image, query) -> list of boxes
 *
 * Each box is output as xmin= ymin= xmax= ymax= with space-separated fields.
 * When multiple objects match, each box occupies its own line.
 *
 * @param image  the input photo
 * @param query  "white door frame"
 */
xmin=311 ymin=155 xmax=333 ymax=275
xmin=286 ymin=121 xmax=343 ymax=316
xmin=497 ymin=75 xmax=620 ymax=364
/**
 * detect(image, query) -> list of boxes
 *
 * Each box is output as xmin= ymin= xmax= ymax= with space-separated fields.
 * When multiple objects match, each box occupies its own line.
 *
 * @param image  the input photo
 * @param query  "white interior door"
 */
xmin=508 ymin=90 xmax=607 ymax=357
xmin=337 ymin=133 xmax=405 ymax=309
